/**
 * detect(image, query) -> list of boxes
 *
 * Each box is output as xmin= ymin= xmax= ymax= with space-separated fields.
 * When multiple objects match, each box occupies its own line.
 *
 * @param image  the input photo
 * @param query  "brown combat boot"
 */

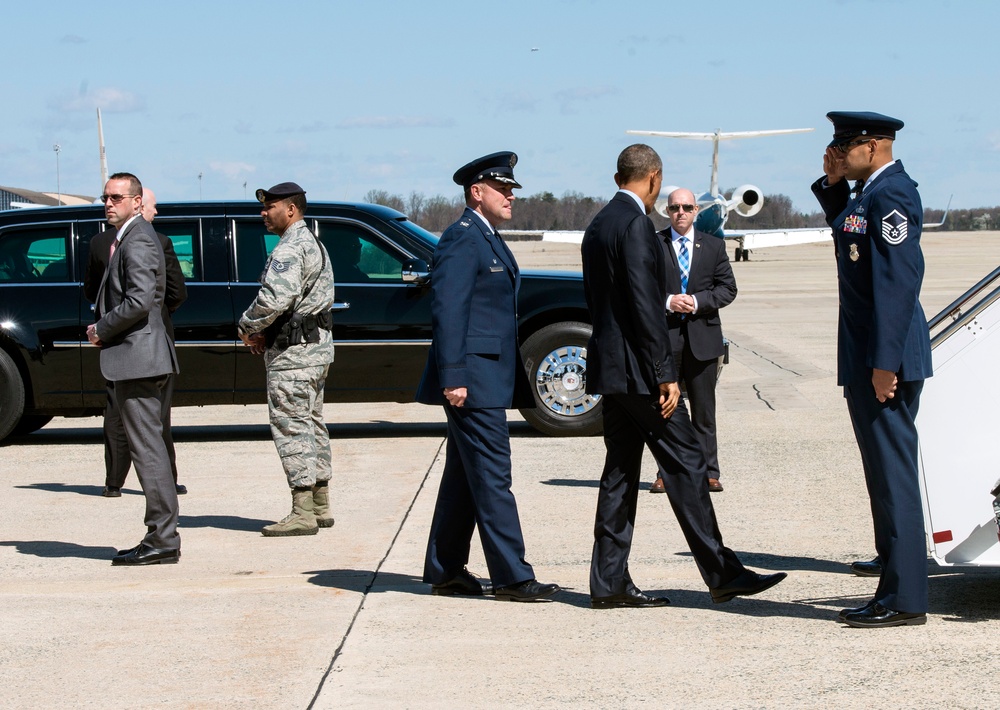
xmin=261 ymin=487 xmax=318 ymax=537
xmin=313 ymin=481 xmax=335 ymax=529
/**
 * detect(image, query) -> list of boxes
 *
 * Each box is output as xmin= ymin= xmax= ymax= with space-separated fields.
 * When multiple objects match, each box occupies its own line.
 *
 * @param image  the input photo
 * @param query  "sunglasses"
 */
xmin=834 ymin=137 xmax=877 ymax=154
xmin=667 ymin=204 xmax=696 ymax=213
xmin=100 ymin=193 xmax=137 ymax=203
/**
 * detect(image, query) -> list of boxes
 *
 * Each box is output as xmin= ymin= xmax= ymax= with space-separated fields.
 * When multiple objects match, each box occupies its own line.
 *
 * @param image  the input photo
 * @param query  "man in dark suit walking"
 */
xmin=416 ymin=152 xmax=560 ymax=602
xmin=85 ymin=187 xmax=187 ymax=498
xmin=87 ymin=173 xmax=181 ymax=566
xmin=649 ymin=187 xmax=736 ymax=494
xmin=581 ymin=144 xmax=784 ymax=608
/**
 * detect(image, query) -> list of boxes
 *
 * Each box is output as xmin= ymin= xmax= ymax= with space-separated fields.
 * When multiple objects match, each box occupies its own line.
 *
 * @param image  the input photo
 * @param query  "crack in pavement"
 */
xmin=308 ymin=437 xmax=446 ymax=709
xmin=728 ymin=338 xmax=804 ymax=377
xmin=752 ymin=383 xmax=776 ymax=411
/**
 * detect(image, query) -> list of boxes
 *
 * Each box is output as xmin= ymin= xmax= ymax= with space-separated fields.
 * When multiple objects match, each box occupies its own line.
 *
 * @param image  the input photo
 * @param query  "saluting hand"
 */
xmin=823 ymin=147 xmax=848 ymax=186
xmin=658 ymin=382 xmax=680 ymax=419
xmin=872 ymin=368 xmax=898 ymax=403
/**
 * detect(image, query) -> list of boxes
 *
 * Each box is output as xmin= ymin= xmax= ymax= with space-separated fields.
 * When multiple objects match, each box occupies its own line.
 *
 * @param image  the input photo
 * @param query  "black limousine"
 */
xmin=0 ymin=201 xmax=600 ymax=441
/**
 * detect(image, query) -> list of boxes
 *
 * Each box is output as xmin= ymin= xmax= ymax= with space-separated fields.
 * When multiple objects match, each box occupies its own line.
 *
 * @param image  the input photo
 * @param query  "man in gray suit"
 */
xmin=87 ymin=173 xmax=181 ymax=566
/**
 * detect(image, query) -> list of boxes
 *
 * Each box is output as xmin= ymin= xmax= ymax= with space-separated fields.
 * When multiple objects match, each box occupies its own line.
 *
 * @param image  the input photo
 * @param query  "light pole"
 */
xmin=243 ymin=181 xmax=247 ymax=200
xmin=198 ymin=172 xmax=203 ymax=200
xmin=53 ymin=144 xmax=62 ymax=206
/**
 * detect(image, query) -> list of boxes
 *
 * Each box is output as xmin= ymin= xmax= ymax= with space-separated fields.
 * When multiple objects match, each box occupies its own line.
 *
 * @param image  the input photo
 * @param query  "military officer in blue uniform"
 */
xmin=812 ymin=111 xmax=933 ymax=628
xmin=416 ymin=151 xmax=560 ymax=602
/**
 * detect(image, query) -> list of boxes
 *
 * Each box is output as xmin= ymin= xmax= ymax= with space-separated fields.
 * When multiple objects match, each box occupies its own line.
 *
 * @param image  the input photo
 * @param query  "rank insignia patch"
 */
xmin=269 ymin=259 xmax=289 ymax=273
xmin=844 ymin=214 xmax=867 ymax=234
xmin=882 ymin=209 xmax=908 ymax=244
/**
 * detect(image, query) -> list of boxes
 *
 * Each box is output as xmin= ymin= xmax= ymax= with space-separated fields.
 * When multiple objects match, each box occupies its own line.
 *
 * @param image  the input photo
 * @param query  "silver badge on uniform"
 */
xmin=460 ymin=220 xmax=471 ymax=227
xmin=882 ymin=209 xmax=908 ymax=245
xmin=849 ymin=243 xmax=860 ymax=262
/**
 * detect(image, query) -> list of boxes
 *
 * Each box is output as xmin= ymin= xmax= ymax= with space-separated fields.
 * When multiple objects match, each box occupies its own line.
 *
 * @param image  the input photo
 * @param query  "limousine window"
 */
xmin=315 ymin=221 xmax=406 ymax=283
xmin=153 ymin=220 xmax=202 ymax=280
xmin=0 ymin=226 xmax=70 ymax=283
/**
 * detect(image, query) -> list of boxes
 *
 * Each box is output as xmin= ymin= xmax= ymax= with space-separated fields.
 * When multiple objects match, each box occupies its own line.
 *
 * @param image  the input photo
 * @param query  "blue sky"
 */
xmin=2 ymin=0 xmax=997 ymax=214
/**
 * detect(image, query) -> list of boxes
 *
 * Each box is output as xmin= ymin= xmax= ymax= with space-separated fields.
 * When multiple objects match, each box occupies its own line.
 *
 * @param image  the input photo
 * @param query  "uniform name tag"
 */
xmin=490 ymin=266 xmax=504 ymax=273
xmin=844 ymin=214 xmax=867 ymax=234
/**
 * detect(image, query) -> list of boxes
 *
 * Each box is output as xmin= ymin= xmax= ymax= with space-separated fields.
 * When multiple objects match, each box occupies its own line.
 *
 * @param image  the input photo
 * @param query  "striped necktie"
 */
xmin=677 ymin=237 xmax=690 ymax=294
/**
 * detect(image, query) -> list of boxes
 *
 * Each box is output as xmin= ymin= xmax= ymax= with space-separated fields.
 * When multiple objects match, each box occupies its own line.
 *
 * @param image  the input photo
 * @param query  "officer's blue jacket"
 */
xmin=812 ymin=161 xmax=933 ymax=386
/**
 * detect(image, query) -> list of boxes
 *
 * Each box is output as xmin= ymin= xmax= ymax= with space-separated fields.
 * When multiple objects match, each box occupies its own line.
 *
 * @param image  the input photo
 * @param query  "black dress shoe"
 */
xmin=175 ymin=484 xmax=188 ymax=495
xmin=111 ymin=543 xmax=180 ymax=566
xmin=431 ymin=568 xmax=493 ymax=596
xmin=837 ymin=598 xmax=877 ymax=622
xmin=707 ymin=478 xmax=724 ymax=492
xmin=102 ymin=486 xmax=121 ymax=498
xmin=591 ymin=587 xmax=671 ymax=609
xmin=710 ymin=569 xmax=787 ymax=603
xmin=495 ymin=579 xmax=560 ymax=602
xmin=850 ymin=557 xmax=882 ymax=577
xmin=843 ymin=602 xmax=926 ymax=628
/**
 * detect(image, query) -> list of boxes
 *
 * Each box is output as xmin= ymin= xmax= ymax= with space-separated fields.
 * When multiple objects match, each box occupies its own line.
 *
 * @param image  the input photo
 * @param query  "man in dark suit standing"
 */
xmin=87 ymin=173 xmax=181 ymax=566
xmin=649 ymin=188 xmax=736 ymax=494
xmin=581 ymin=144 xmax=784 ymax=608
xmin=812 ymin=112 xmax=932 ymax=628
xmin=416 ymin=152 xmax=560 ymax=602
xmin=85 ymin=187 xmax=187 ymax=498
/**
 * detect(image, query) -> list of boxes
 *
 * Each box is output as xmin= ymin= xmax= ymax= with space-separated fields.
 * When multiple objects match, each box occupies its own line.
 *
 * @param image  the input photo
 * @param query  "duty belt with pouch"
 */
xmin=265 ymin=309 xmax=333 ymax=349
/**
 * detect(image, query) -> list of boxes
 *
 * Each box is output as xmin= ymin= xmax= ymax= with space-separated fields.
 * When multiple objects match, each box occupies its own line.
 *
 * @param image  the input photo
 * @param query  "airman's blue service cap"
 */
xmin=826 ymin=111 xmax=904 ymax=148
xmin=255 ymin=182 xmax=306 ymax=203
xmin=453 ymin=151 xmax=522 ymax=189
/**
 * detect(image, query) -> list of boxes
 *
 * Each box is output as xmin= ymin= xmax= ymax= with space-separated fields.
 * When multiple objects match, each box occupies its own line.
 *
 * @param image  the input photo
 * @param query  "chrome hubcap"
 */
xmin=533 ymin=344 xmax=601 ymax=417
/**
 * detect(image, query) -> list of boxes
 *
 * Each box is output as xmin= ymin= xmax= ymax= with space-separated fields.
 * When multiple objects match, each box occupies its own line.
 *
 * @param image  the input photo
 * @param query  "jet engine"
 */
xmin=653 ymin=185 xmax=681 ymax=219
xmin=730 ymin=184 xmax=763 ymax=218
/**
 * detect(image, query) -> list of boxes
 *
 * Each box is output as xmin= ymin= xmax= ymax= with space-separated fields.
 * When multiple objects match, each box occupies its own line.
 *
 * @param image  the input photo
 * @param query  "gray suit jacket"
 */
xmin=94 ymin=216 xmax=179 ymax=382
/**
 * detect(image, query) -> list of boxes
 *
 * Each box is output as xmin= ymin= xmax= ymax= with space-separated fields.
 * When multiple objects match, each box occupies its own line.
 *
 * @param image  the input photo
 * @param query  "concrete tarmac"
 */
xmin=3 ymin=232 xmax=1000 ymax=708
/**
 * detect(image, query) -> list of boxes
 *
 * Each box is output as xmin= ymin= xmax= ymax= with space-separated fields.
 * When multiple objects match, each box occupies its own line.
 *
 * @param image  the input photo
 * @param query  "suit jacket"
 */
xmin=416 ymin=208 xmax=533 ymax=409
xmin=94 ymin=216 xmax=179 ymax=382
xmin=86 ymin=227 xmax=187 ymax=339
xmin=660 ymin=228 xmax=737 ymax=361
xmin=582 ymin=192 xmax=675 ymax=395
xmin=811 ymin=161 xmax=932 ymax=385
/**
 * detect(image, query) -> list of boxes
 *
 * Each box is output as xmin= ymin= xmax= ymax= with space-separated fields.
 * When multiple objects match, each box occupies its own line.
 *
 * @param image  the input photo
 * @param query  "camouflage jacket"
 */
xmin=238 ymin=219 xmax=336 ymax=370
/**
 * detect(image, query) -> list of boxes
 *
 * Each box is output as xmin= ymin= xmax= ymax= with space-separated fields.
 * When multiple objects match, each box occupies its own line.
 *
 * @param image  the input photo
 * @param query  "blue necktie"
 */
xmin=677 ymin=237 xmax=690 ymax=294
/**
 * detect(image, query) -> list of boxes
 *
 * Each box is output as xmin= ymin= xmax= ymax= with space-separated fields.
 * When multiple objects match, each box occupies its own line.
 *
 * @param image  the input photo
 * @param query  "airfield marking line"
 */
xmin=307 ymin=437 xmax=447 ymax=709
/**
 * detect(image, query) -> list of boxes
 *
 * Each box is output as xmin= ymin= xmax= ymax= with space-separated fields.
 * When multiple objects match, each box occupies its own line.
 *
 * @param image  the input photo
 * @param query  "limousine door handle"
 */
xmin=331 ymin=302 xmax=350 ymax=312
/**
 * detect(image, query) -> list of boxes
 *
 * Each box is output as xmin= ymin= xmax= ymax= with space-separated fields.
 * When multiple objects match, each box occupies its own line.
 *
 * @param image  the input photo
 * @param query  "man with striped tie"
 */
xmin=649 ymin=188 xmax=737 ymax=494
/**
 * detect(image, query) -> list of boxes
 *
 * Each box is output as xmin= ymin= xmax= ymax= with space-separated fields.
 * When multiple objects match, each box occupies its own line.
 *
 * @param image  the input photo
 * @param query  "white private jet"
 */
xmin=625 ymin=127 xmax=831 ymax=260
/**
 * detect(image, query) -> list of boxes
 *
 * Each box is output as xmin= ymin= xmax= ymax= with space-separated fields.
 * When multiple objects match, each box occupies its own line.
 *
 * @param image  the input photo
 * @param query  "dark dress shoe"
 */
xmin=591 ymin=587 xmax=671 ymax=609
xmin=838 ymin=598 xmax=877 ymax=621
xmin=650 ymin=477 xmax=665 ymax=494
xmin=102 ymin=486 xmax=121 ymax=498
xmin=710 ymin=569 xmax=787 ymax=603
xmin=175 ymin=484 xmax=188 ymax=495
xmin=431 ymin=568 xmax=492 ymax=596
xmin=111 ymin=543 xmax=180 ymax=566
xmin=850 ymin=557 xmax=882 ymax=577
xmin=708 ymin=478 xmax=724 ymax=492
xmin=843 ymin=602 xmax=926 ymax=628
xmin=495 ymin=579 xmax=560 ymax=602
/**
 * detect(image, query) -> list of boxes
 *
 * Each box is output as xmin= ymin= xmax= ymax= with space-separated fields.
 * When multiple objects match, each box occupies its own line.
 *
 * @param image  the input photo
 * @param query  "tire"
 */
xmin=0 ymin=350 xmax=26 ymax=442
xmin=12 ymin=414 xmax=53 ymax=436
xmin=519 ymin=321 xmax=603 ymax=437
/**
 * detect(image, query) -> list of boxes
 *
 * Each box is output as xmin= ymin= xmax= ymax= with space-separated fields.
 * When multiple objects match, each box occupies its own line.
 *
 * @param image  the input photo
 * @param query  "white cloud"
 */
xmin=554 ymin=85 xmax=618 ymax=115
xmin=60 ymin=34 xmax=87 ymax=44
xmin=335 ymin=116 xmax=455 ymax=129
xmin=51 ymin=86 xmax=145 ymax=114
xmin=209 ymin=161 xmax=256 ymax=179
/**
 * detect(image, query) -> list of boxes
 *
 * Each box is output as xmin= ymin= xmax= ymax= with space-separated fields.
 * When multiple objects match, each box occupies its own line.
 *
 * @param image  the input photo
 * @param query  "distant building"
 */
xmin=0 ymin=186 xmax=95 ymax=211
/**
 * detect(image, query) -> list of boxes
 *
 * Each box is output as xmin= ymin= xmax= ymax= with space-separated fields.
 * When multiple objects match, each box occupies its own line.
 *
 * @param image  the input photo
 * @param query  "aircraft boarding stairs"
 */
xmin=918 ymin=265 xmax=1000 ymax=566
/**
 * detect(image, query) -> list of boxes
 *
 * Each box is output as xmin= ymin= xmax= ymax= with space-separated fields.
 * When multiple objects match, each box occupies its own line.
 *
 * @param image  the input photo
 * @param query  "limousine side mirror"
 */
xmin=401 ymin=258 xmax=430 ymax=286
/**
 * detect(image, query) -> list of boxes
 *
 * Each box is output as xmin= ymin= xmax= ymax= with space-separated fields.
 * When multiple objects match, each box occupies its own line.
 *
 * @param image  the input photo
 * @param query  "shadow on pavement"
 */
xmin=542 ymin=478 xmax=655 ymax=490
xmin=0 ymin=540 xmax=117 ymax=560
xmin=178 ymin=514 xmax=272 ymax=532
xmin=14 ymin=482 xmax=142 ymax=497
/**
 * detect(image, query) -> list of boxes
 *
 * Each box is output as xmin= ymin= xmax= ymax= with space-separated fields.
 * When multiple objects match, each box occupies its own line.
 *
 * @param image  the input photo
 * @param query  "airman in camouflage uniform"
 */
xmin=238 ymin=182 xmax=336 ymax=537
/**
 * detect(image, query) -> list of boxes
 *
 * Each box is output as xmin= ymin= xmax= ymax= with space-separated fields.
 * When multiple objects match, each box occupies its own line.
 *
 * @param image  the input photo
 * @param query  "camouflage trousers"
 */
xmin=266 ymin=365 xmax=332 ymax=488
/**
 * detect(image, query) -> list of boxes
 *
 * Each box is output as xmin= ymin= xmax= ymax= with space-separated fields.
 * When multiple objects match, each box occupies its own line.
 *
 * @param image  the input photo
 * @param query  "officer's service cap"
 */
xmin=453 ymin=151 xmax=522 ymax=189
xmin=826 ymin=111 xmax=904 ymax=148
xmin=255 ymin=182 xmax=307 ymax=203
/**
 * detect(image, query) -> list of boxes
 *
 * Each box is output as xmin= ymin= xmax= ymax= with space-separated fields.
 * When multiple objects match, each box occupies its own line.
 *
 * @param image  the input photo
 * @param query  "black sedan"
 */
xmin=0 ymin=201 xmax=601 ymax=441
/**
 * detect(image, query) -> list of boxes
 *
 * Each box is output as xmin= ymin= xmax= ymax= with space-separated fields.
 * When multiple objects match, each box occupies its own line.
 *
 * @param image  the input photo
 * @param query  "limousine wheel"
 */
xmin=0 ymin=350 xmax=26 ymax=442
xmin=519 ymin=321 xmax=603 ymax=437
xmin=12 ymin=414 xmax=53 ymax=436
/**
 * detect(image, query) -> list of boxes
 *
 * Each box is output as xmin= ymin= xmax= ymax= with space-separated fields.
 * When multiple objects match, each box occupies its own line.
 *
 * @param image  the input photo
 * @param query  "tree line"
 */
xmin=364 ymin=189 xmax=996 ymax=233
